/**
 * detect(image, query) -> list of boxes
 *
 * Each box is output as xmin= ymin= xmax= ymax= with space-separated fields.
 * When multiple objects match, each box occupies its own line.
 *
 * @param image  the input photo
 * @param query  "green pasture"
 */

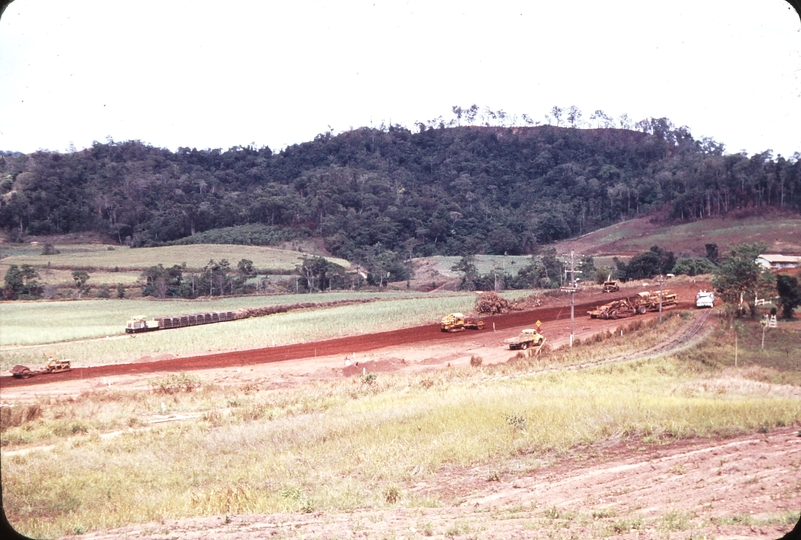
xmin=0 ymin=265 xmax=141 ymax=287
xmin=0 ymin=291 xmax=488 ymax=368
xmin=423 ymin=255 xmax=534 ymax=276
xmin=0 ymin=243 xmax=350 ymax=272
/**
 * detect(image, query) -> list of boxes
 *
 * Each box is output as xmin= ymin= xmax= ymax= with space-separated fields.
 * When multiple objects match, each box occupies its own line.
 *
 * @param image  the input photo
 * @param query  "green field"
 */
xmin=0 ymin=291 xmax=496 ymax=369
xmin=0 ymin=243 xmax=350 ymax=272
xmin=422 ymin=255 xmax=535 ymax=276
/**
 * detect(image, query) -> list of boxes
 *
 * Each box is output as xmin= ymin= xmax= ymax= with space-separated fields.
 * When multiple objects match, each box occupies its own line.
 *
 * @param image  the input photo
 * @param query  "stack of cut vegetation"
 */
xmin=234 ymin=298 xmax=376 ymax=320
xmin=510 ymin=294 xmax=543 ymax=310
xmin=474 ymin=292 xmax=513 ymax=314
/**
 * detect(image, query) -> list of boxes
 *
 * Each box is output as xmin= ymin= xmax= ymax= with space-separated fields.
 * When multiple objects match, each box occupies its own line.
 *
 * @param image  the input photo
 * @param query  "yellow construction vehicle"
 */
xmin=11 ymin=358 xmax=71 ymax=378
xmin=504 ymin=327 xmax=546 ymax=350
xmin=440 ymin=313 xmax=485 ymax=332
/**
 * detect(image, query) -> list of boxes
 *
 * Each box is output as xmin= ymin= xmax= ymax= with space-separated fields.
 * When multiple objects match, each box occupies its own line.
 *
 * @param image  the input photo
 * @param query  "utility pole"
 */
xmin=656 ymin=275 xmax=664 ymax=324
xmin=560 ymin=250 xmax=580 ymax=347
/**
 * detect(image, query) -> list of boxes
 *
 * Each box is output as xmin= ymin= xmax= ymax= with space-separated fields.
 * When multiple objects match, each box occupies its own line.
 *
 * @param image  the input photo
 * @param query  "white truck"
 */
xmin=696 ymin=290 xmax=715 ymax=308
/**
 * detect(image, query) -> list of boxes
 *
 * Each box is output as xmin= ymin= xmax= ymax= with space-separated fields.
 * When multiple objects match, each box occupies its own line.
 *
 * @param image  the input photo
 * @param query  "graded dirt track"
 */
xmin=1 ymin=292 xmax=698 ymax=390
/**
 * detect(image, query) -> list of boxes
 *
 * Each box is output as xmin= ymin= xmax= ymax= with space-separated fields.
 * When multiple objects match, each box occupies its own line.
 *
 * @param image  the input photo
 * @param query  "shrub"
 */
xmin=470 ymin=355 xmax=483 ymax=367
xmin=148 ymin=372 xmax=202 ymax=394
xmin=384 ymin=485 xmax=401 ymax=503
xmin=0 ymin=403 xmax=42 ymax=431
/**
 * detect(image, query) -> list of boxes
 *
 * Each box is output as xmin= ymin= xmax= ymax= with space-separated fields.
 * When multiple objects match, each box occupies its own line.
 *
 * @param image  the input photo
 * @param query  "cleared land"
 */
xmin=0 ymin=291 xmax=487 ymax=369
xmin=1 ymin=279 xmax=799 ymax=539
xmin=555 ymin=211 xmax=801 ymax=257
xmin=1 ymin=225 xmax=800 ymax=539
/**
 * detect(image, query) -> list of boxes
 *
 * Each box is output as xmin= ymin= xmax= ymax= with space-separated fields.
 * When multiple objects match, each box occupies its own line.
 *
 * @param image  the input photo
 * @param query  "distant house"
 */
xmin=755 ymin=254 xmax=801 ymax=270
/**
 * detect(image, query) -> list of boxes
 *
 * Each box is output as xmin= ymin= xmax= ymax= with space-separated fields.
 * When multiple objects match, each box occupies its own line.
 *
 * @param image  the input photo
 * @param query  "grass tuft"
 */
xmin=148 ymin=372 xmax=202 ymax=394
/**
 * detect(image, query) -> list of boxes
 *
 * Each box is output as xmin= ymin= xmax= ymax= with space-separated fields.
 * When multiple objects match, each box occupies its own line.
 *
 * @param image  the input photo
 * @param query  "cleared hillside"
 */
xmin=555 ymin=210 xmax=801 ymax=258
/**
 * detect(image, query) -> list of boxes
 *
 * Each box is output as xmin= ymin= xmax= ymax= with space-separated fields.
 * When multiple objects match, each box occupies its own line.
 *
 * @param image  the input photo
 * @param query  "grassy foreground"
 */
xmin=2 ymin=313 xmax=800 ymax=539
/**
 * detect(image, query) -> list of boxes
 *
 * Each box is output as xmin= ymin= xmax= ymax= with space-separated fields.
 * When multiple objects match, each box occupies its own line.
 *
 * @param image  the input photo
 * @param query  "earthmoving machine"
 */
xmin=11 ymin=358 xmax=72 ymax=379
xmin=588 ymin=290 xmax=679 ymax=319
xmin=587 ymin=298 xmax=638 ymax=319
xmin=637 ymin=290 xmax=678 ymax=310
xmin=601 ymin=275 xmax=620 ymax=293
xmin=504 ymin=327 xmax=546 ymax=350
xmin=440 ymin=313 xmax=485 ymax=332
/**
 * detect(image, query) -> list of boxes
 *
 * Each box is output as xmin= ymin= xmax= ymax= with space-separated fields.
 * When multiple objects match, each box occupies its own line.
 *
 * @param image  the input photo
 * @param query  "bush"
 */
xmin=149 ymin=372 xmax=202 ymax=394
xmin=672 ymin=257 xmax=717 ymax=276
xmin=0 ymin=403 xmax=42 ymax=431
xmin=41 ymin=243 xmax=59 ymax=255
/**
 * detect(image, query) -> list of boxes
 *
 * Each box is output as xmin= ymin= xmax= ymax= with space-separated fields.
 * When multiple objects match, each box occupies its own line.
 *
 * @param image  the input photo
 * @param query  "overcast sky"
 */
xmin=1 ymin=0 xmax=800 ymax=157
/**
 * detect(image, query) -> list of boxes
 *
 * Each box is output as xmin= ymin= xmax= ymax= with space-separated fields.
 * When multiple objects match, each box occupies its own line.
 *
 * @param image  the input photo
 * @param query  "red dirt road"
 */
xmin=1 ymin=293 xmax=697 ymax=390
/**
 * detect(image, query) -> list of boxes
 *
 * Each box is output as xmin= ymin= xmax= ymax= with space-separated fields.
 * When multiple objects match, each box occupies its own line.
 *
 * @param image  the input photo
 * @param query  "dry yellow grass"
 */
xmin=2 ymin=315 xmax=800 ymax=539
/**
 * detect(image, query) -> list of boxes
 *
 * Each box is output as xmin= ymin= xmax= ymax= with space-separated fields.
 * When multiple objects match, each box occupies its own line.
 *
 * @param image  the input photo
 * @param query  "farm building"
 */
xmin=755 ymin=254 xmax=801 ymax=270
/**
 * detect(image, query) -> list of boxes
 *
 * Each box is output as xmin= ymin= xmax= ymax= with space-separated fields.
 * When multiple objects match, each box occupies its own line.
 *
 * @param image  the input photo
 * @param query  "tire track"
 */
xmin=555 ymin=308 xmax=714 ymax=373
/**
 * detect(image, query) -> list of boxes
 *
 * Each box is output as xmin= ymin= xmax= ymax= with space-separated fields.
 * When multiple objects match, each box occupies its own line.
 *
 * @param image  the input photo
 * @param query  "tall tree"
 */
xmin=3 ymin=264 xmax=41 ymax=300
xmin=711 ymin=243 xmax=775 ymax=317
xmin=776 ymin=274 xmax=801 ymax=319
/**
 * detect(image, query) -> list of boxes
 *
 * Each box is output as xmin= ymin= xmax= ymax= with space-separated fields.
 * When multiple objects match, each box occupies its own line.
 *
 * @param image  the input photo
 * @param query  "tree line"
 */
xmin=1 ymin=107 xmax=799 ymax=277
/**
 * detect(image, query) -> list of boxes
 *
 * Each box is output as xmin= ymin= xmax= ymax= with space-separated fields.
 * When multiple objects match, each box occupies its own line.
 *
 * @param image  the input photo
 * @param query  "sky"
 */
xmin=1 ymin=0 xmax=800 ymax=157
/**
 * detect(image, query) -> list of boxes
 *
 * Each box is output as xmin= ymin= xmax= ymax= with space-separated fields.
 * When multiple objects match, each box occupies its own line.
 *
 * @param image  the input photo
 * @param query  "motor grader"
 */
xmin=635 ymin=290 xmax=679 ymax=310
xmin=11 ymin=358 xmax=72 ymax=379
xmin=587 ymin=298 xmax=638 ymax=319
xmin=588 ymin=290 xmax=679 ymax=319
xmin=440 ymin=313 xmax=484 ymax=332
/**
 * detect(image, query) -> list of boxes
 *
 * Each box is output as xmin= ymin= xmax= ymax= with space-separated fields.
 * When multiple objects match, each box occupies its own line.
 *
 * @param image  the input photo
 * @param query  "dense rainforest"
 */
xmin=1 ymin=113 xmax=799 ymax=271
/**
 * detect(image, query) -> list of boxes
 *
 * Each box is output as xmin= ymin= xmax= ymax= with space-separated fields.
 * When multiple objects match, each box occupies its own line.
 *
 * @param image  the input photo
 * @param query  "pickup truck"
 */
xmin=504 ymin=328 xmax=546 ymax=350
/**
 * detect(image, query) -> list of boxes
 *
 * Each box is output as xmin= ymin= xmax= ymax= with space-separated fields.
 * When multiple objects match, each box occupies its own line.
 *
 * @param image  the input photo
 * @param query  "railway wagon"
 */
xmin=126 ymin=311 xmax=235 ymax=333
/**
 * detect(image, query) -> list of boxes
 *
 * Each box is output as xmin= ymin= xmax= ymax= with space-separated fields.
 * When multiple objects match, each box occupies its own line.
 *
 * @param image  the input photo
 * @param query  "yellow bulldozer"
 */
xmin=11 ymin=358 xmax=72 ymax=378
xmin=440 ymin=313 xmax=485 ymax=332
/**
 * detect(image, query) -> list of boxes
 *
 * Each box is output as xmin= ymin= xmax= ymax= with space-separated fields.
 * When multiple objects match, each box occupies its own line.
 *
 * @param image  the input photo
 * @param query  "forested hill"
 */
xmin=1 ymin=122 xmax=799 ymax=264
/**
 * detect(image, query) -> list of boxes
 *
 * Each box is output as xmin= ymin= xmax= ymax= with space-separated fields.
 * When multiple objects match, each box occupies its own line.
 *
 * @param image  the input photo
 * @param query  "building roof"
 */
xmin=756 ymin=254 xmax=801 ymax=263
